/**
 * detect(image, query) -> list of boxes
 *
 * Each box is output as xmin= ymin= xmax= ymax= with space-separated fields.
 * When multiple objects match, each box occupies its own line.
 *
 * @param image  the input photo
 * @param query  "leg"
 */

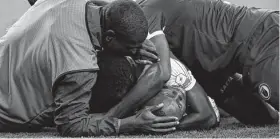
xmin=244 ymin=12 xmax=279 ymax=110
xmin=220 ymin=47 xmax=279 ymax=125
xmin=222 ymin=12 xmax=279 ymax=125
xmin=218 ymin=58 xmax=279 ymax=125
xmin=218 ymin=90 xmax=279 ymax=125
xmin=245 ymin=52 xmax=279 ymax=111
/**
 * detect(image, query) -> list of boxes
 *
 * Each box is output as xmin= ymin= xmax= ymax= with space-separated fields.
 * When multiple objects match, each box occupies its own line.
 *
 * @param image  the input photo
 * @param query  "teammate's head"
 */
xmin=145 ymin=86 xmax=187 ymax=119
xmin=102 ymin=0 xmax=148 ymax=56
xmin=89 ymin=52 xmax=137 ymax=113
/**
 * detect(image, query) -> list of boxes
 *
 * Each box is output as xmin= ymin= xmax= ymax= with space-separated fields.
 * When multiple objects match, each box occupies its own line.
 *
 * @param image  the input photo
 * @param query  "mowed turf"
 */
xmin=0 ymin=117 xmax=278 ymax=138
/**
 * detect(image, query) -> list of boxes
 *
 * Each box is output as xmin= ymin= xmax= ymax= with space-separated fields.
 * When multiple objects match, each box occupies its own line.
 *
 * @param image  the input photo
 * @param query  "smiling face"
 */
xmin=145 ymin=86 xmax=187 ymax=119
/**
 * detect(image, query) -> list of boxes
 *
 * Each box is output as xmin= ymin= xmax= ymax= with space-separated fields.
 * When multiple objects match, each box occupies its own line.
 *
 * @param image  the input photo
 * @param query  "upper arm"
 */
xmin=144 ymin=8 xmax=171 ymax=81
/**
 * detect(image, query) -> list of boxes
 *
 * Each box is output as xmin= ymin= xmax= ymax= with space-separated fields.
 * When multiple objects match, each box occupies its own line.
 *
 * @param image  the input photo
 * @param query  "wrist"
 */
xmin=119 ymin=116 xmax=136 ymax=134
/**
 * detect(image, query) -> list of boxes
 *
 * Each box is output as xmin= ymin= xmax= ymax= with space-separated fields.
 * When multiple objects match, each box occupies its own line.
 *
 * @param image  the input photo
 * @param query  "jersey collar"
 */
xmin=85 ymin=1 xmax=103 ymax=51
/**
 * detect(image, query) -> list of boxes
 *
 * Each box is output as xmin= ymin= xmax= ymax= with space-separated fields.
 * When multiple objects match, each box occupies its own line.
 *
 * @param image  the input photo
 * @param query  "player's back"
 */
xmin=164 ymin=0 xmax=273 ymax=72
xmin=0 ymin=0 xmax=97 ymax=131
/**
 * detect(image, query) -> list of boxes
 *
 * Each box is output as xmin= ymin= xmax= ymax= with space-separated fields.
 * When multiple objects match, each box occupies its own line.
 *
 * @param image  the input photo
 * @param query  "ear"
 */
xmin=104 ymin=30 xmax=116 ymax=43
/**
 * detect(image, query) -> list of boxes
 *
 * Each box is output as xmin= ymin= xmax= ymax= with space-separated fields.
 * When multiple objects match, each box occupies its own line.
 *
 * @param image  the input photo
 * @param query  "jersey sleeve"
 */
xmin=146 ymin=11 xmax=165 ymax=39
xmin=139 ymin=4 xmax=165 ymax=39
xmin=53 ymin=72 xmax=120 ymax=137
xmin=165 ymin=58 xmax=196 ymax=91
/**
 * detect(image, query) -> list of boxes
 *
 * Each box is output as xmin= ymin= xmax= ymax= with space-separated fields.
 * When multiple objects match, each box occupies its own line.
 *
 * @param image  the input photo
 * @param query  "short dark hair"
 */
xmin=104 ymin=0 xmax=148 ymax=43
xmin=90 ymin=52 xmax=137 ymax=113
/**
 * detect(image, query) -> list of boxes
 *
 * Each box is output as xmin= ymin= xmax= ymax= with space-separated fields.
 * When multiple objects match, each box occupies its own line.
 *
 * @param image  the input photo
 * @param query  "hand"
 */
xmin=134 ymin=39 xmax=159 ymax=65
xmin=131 ymin=103 xmax=179 ymax=133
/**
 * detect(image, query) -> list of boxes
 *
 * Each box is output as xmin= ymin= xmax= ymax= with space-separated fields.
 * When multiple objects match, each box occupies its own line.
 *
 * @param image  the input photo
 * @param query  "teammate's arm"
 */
xmin=53 ymin=72 xmax=120 ymax=137
xmin=178 ymin=83 xmax=218 ymax=130
xmin=53 ymin=72 xmax=178 ymax=137
xmin=105 ymin=9 xmax=171 ymax=118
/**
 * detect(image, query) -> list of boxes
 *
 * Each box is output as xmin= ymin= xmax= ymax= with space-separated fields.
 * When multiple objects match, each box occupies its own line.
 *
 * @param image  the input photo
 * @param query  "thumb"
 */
xmin=149 ymin=103 xmax=164 ymax=112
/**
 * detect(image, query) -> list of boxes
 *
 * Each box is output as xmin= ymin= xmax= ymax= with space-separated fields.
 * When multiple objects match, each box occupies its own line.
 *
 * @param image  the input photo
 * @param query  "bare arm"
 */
xmin=178 ymin=83 xmax=218 ymax=130
xmin=54 ymin=71 xmax=178 ymax=137
xmin=106 ymin=10 xmax=171 ymax=118
xmin=105 ymin=63 xmax=166 ymax=118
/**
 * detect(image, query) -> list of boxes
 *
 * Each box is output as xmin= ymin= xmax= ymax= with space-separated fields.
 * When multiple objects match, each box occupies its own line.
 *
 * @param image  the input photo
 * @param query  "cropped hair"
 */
xmin=104 ymin=0 xmax=148 ymax=43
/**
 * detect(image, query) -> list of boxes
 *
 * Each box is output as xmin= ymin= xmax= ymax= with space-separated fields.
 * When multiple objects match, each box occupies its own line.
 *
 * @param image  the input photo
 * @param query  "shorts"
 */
xmin=243 ymin=11 xmax=279 ymax=110
xmin=218 ymin=12 xmax=279 ymax=125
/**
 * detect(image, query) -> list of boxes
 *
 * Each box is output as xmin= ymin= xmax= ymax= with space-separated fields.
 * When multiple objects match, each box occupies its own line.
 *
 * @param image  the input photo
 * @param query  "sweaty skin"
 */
xmin=169 ymin=52 xmax=219 ymax=130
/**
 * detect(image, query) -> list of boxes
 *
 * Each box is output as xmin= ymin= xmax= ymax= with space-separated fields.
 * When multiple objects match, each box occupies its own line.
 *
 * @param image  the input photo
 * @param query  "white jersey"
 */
xmin=167 ymin=58 xmax=220 ymax=122
xmin=166 ymin=58 xmax=196 ymax=91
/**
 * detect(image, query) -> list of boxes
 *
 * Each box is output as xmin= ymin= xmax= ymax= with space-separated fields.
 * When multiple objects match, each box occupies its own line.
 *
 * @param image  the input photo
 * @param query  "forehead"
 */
xmin=117 ymin=34 xmax=144 ymax=48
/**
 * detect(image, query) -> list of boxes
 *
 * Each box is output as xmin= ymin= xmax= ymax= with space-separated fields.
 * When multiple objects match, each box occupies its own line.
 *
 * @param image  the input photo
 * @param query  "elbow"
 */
xmin=57 ymin=122 xmax=92 ymax=137
xmin=161 ymin=68 xmax=171 ymax=82
xmin=158 ymin=64 xmax=171 ymax=83
xmin=200 ymin=110 xmax=219 ymax=129
xmin=57 ymin=125 xmax=83 ymax=137
xmin=206 ymin=113 xmax=218 ymax=129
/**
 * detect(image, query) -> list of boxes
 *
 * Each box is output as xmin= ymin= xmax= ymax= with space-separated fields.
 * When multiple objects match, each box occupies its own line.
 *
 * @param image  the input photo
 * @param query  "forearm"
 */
xmin=150 ymin=35 xmax=171 ymax=81
xmin=54 ymin=72 xmax=122 ymax=137
xmin=107 ymin=36 xmax=171 ymax=118
xmin=57 ymin=114 xmax=120 ymax=137
xmin=178 ymin=112 xmax=217 ymax=130
xmin=178 ymin=83 xmax=218 ymax=130
xmin=106 ymin=63 xmax=165 ymax=118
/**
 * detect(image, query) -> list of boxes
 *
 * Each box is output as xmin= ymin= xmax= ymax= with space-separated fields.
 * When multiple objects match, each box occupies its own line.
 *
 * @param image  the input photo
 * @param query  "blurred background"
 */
xmin=0 ymin=0 xmax=279 ymax=37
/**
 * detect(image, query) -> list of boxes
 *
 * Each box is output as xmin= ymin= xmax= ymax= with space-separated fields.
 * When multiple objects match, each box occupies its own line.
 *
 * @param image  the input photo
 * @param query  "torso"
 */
xmin=164 ymin=0 xmax=273 ymax=73
xmin=0 ymin=0 xmax=99 ymax=130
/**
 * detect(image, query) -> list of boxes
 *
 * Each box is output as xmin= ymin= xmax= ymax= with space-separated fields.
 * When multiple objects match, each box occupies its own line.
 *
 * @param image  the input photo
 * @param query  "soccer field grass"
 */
xmin=0 ymin=117 xmax=278 ymax=138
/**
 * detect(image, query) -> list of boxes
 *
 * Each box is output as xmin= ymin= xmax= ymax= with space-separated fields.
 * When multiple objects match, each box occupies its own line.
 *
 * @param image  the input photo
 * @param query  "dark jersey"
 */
xmin=137 ymin=0 xmax=166 ymax=39
xmin=162 ymin=0 xmax=275 ymax=73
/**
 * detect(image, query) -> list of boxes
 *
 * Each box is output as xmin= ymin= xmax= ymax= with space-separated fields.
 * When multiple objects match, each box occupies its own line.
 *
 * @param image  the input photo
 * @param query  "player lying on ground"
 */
xmin=138 ymin=0 xmax=279 ymax=125
xmin=0 ymin=0 xmax=181 ymax=137
xmin=90 ymin=51 xmax=220 ymax=133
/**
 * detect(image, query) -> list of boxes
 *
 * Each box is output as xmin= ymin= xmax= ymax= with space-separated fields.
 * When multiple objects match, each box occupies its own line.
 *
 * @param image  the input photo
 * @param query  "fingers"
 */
xmin=135 ymin=60 xmax=153 ymax=65
xmin=149 ymin=103 xmax=164 ymax=111
xmin=142 ymin=39 xmax=157 ymax=52
xmin=139 ymin=49 xmax=159 ymax=61
xmin=151 ymin=121 xmax=179 ymax=128
xmin=153 ymin=116 xmax=179 ymax=123
xmin=142 ymin=44 xmax=157 ymax=54
xmin=147 ymin=127 xmax=176 ymax=133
